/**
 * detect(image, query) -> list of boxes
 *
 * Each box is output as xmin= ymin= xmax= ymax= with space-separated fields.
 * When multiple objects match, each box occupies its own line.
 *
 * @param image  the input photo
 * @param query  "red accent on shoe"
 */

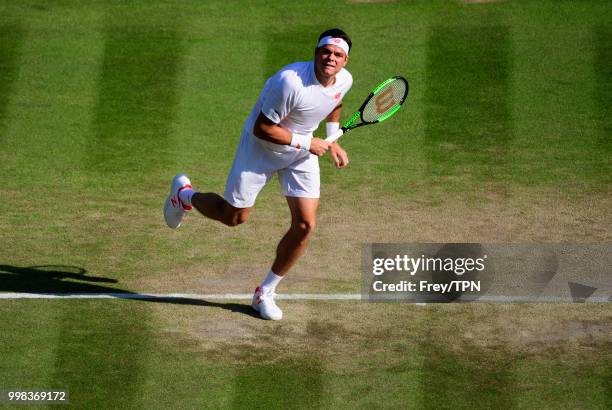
xmin=176 ymin=184 xmax=193 ymax=211
xmin=254 ymin=286 xmax=262 ymax=304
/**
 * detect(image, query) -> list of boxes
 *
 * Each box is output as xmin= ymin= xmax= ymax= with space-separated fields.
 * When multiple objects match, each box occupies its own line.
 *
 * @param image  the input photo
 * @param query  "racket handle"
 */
xmin=325 ymin=128 xmax=344 ymax=143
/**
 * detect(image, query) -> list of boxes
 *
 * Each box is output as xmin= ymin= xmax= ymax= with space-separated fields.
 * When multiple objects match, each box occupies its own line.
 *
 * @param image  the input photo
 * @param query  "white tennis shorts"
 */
xmin=223 ymin=133 xmax=320 ymax=208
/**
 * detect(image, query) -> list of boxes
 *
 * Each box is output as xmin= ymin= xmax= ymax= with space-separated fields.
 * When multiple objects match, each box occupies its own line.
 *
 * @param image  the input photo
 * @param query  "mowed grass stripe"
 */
xmin=89 ymin=24 xmax=184 ymax=173
xmin=417 ymin=308 xmax=515 ymax=409
xmin=0 ymin=301 xmax=60 ymax=395
xmin=50 ymin=300 xmax=154 ymax=407
xmin=264 ymin=26 xmax=320 ymax=80
xmin=11 ymin=10 xmax=182 ymax=408
xmin=0 ymin=24 xmax=23 ymax=132
xmin=508 ymin=8 xmax=611 ymax=191
xmin=0 ymin=7 xmax=107 ymax=266
xmin=424 ymin=23 xmax=511 ymax=191
xmin=232 ymin=360 xmax=324 ymax=409
xmin=48 ymin=8 xmax=186 ymax=404
xmin=0 ymin=14 xmax=104 ymax=180
xmin=422 ymin=19 xmax=516 ymax=406
xmin=594 ymin=25 xmax=612 ymax=147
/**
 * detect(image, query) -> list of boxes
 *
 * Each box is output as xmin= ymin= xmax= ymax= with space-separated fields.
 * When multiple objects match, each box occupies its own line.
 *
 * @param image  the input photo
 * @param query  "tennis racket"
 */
xmin=325 ymin=76 xmax=409 ymax=143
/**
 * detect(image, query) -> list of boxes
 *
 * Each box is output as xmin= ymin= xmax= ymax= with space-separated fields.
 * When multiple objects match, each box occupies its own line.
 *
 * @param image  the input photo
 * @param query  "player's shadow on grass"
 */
xmin=129 ymin=295 xmax=259 ymax=318
xmin=0 ymin=264 xmax=259 ymax=318
xmin=0 ymin=264 xmax=120 ymax=293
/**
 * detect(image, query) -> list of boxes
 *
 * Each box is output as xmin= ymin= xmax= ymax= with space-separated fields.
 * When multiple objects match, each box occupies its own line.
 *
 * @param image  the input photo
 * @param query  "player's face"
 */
xmin=314 ymin=44 xmax=348 ymax=80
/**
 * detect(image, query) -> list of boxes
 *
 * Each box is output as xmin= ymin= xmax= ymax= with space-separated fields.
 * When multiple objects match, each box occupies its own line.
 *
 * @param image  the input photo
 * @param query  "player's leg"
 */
xmin=272 ymin=196 xmax=319 ymax=275
xmin=164 ymin=132 xmax=275 ymax=229
xmin=163 ymin=174 xmax=252 ymax=228
xmin=252 ymin=167 xmax=320 ymax=320
xmin=271 ymin=167 xmax=321 ymax=275
xmin=193 ymin=133 xmax=276 ymax=226
xmin=251 ymin=197 xmax=318 ymax=321
xmin=191 ymin=193 xmax=251 ymax=227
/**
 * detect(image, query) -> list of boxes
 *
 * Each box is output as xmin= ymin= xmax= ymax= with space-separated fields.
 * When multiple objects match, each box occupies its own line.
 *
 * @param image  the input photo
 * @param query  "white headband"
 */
xmin=317 ymin=36 xmax=349 ymax=56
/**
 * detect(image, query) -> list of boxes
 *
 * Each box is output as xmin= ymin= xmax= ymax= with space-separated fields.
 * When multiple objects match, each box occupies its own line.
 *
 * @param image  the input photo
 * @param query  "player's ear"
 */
xmin=343 ymin=55 xmax=349 ymax=67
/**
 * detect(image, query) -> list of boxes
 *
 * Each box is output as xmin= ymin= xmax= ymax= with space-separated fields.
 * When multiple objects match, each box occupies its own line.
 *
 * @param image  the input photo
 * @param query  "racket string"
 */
xmin=362 ymin=79 xmax=407 ymax=123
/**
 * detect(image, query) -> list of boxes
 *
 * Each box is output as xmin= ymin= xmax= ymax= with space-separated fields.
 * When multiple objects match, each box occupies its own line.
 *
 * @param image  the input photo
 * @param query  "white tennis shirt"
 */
xmin=239 ymin=61 xmax=353 ymax=171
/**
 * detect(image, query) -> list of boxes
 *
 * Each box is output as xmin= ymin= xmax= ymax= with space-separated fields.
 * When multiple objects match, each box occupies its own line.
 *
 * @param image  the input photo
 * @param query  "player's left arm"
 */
xmin=327 ymin=103 xmax=349 ymax=169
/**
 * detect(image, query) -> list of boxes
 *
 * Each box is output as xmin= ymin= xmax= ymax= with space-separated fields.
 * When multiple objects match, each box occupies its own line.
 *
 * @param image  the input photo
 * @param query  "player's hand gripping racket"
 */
xmin=326 ymin=76 xmax=409 ymax=143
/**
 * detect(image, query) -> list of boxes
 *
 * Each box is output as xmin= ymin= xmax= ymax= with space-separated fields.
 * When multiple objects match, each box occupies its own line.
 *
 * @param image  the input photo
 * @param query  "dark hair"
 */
xmin=318 ymin=28 xmax=352 ymax=52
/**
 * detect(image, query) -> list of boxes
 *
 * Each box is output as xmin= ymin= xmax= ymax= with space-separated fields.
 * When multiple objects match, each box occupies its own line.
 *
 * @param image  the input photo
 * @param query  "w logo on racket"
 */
xmin=374 ymin=87 xmax=396 ymax=114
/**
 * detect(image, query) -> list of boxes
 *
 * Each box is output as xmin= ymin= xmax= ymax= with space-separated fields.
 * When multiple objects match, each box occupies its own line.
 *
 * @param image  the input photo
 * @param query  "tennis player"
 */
xmin=164 ymin=28 xmax=353 ymax=320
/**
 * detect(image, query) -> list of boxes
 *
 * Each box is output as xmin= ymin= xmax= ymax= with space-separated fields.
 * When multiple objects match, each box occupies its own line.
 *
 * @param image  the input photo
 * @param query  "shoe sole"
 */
xmin=163 ymin=195 xmax=183 ymax=229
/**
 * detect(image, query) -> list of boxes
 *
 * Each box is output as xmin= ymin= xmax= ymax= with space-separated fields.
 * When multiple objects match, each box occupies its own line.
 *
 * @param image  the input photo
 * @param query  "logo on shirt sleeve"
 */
xmin=333 ymin=92 xmax=342 ymax=101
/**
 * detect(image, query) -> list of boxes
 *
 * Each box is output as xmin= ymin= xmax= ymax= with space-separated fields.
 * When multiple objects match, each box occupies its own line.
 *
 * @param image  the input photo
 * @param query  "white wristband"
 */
xmin=326 ymin=122 xmax=340 ymax=138
xmin=290 ymin=133 xmax=312 ymax=151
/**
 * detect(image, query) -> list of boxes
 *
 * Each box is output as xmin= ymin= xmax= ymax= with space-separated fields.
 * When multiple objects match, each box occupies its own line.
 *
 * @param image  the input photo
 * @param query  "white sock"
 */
xmin=178 ymin=188 xmax=194 ymax=206
xmin=260 ymin=270 xmax=283 ymax=294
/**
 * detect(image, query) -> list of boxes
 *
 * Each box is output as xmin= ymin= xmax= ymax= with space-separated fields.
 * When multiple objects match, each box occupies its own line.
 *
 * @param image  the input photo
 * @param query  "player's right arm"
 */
xmin=254 ymin=71 xmax=329 ymax=156
xmin=253 ymin=113 xmax=330 ymax=156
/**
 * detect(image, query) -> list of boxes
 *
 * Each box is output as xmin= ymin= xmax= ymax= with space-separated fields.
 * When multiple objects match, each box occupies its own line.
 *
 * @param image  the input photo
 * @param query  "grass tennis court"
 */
xmin=1 ymin=0 xmax=610 ymax=408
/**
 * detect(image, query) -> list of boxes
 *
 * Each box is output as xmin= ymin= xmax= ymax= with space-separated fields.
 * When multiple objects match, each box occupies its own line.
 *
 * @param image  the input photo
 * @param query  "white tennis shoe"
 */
xmin=163 ymin=174 xmax=193 ymax=229
xmin=252 ymin=286 xmax=283 ymax=320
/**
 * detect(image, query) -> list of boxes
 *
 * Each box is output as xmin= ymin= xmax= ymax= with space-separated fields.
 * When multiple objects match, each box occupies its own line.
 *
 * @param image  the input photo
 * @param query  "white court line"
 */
xmin=0 ymin=292 xmax=361 ymax=300
xmin=0 ymin=293 xmax=608 ymax=303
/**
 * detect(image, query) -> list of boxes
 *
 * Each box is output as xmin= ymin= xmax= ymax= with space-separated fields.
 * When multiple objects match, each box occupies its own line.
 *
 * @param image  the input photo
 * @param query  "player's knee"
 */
xmin=293 ymin=220 xmax=316 ymax=239
xmin=224 ymin=208 xmax=250 ymax=227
